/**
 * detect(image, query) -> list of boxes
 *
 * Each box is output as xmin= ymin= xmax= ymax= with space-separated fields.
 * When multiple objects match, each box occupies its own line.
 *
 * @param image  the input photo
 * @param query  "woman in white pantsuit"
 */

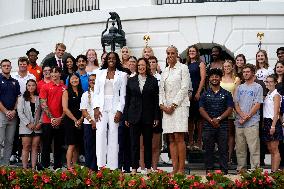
xmin=94 ymin=52 xmax=127 ymax=170
xmin=159 ymin=46 xmax=191 ymax=174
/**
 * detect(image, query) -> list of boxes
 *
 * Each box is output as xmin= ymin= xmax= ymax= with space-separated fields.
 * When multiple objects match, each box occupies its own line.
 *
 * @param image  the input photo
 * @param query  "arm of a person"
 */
xmin=248 ymin=85 xmax=263 ymax=117
xmin=153 ymin=78 xmax=160 ymax=120
xmin=159 ymin=73 xmax=166 ymax=106
xmin=196 ymin=62 xmax=206 ymax=97
xmin=16 ymin=97 xmax=30 ymax=126
xmin=172 ymin=65 xmax=190 ymax=106
xmin=271 ymin=94 xmax=281 ymax=128
xmin=117 ymin=72 xmax=127 ymax=113
xmin=219 ymin=92 xmax=234 ymax=120
xmin=123 ymin=79 xmax=131 ymax=121
xmin=62 ymin=90 xmax=77 ymax=122
xmin=39 ymin=85 xmax=53 ymax=119
xmin=0 ymin=101 xmax=8 ymax=114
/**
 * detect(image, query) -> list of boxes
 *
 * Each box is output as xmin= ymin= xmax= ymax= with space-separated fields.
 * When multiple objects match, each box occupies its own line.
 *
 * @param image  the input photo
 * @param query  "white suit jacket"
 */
xmin=93 ymin=69 xmax=127 ymax=113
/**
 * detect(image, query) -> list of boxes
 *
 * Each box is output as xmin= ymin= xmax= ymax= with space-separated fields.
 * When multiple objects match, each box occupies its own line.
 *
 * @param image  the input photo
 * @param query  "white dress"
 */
xmin=159 ymin=62 xmax=191 ymax=133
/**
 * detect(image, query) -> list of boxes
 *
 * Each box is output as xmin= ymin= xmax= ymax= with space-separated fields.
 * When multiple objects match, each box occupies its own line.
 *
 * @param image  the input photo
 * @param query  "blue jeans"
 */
xmin=203 ymin=128 xmax=228 ymax=172
xmin=83 ymin=124 xmax=97 ymax=171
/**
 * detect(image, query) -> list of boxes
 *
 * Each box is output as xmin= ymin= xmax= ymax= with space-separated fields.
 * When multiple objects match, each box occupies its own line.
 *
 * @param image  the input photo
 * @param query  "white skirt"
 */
xmin=162 ymin=106 xmax=189 ymax=134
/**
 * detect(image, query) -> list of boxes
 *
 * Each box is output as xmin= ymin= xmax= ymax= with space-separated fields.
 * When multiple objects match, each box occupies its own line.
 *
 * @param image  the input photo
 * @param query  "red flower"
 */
xmin=8 ymin=170 xmax=17 ymax=180
xmin=13 ymin=185 xmax=21 ymax=189
xmin=33 ymin=174 xmax=39 ymax=181
xmin=193 ymin=181 xmax=199 ymax=187
xmin=209 ymin=180 xmax=216 ymax=186
xmin=258 ymin=179 xmax=263 ymax=185
xmin=266 ymin=177 xmax=272 ymax=184
xmin=96 ymin=171 xmax=103 ymax=179
xmin=215 ymin=170 xmax=222 ymax=174
xmin=128 ymin=180 xmax=136 ymax=187
xmin=207 ymin=172 xmax=213 ymax=178
xmin=173 ymin=184 xmax=180 ymax=189
xmin=0 ymin=168 xmax=6 ymax=175
xmin=252 ymin=177 xmax=256 ymax=183
xmin=41 ymin=175 xmax=51 ymax=184
xmin=85 ymin=178 xmax=92 ymax=187
xmin=187 ymin=175 xmax=195 ymax=180
xmin=60 ymin=172 xmax=68 ymax=181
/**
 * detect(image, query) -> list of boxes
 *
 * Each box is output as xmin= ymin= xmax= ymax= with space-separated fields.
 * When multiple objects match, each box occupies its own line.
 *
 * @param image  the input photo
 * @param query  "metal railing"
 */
xmin=156 ymin=0 xmax=259 ymax=5
xmin=32 ymin=0 xmax=99 ymax=19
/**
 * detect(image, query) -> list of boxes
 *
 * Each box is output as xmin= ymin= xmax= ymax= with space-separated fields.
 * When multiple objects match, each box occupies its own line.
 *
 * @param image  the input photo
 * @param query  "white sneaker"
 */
xmin=10 ymin=155 xmax=16 ymax=162
xmin=167 ymin=159 xmax=172 ymax=165
xmin=140 ymin=168 xmax=147 ymax=175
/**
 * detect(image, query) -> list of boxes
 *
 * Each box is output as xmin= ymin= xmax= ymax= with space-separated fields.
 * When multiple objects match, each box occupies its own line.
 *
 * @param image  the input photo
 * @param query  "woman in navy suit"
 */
xmin=93 ymin=52 xmax=127 ymax=170
xmin=124 ymin=58 xmax=160 ymax=174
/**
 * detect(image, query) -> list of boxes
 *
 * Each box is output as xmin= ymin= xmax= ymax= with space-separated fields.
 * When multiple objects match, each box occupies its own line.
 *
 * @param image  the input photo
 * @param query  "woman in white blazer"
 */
xmin=17 ymin=79 xmax=42 ymax=169
xmin=159 ymin=46 xmax=191 ymax=174
xmin=94 ymin=52 xmax=127 ymax=170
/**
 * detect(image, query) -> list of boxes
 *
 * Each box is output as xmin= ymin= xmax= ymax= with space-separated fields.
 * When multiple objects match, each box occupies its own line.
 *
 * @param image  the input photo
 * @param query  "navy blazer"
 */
xmin=124 ymin=74 xmax=160 ymax=125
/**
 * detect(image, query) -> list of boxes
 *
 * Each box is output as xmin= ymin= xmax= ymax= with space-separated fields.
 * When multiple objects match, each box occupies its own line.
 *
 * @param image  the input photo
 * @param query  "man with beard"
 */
xmin=234 ymin=64 xmax=263 ymax=173
xmin=209 ymin=46 xmax=224 ymax=70
xmin=199 ymin=68 xmax=234 ymax=174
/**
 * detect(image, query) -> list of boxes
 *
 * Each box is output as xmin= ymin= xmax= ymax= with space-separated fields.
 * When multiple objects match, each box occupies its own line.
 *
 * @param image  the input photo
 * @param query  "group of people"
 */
xmin=0 ymin=41 xmax=284 ymax=175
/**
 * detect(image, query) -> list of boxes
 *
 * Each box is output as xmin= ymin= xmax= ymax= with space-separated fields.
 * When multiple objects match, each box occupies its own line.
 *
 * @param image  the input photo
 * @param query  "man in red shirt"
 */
xmin=27 ymin=48 xmax=42 ymax=82
xmin=39 ymin=66 xmax=66 ymax=169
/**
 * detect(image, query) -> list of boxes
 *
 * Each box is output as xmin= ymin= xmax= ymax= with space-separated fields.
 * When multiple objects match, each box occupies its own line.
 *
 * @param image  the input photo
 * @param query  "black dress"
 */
xmin=64 ymin=90 xmax=82 ymax=145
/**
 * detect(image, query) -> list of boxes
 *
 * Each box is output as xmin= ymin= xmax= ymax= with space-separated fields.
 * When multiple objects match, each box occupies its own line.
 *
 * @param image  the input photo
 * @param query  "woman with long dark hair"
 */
xmin=94 ymin=52 xmax=127 ymax=170
xmin=17 ymin=79 xmax=41 ymax=169
xmin=62 ymin=55 xmax=77 ymax=82
xmin=62 ymin=72 xmax=84 ymax=169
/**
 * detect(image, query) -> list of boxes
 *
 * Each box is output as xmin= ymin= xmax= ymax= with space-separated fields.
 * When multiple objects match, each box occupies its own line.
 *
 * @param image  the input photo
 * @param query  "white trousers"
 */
xmin=96 ymin=97 xmax=119 ymax=170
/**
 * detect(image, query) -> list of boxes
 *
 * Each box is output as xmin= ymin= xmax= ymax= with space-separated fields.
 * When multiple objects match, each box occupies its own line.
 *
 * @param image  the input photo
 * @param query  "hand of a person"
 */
xmin=34 ymin=123 xmax=41 ymax=131
xmin=6 ymin=110 xmax=16 ymax=120
xmin=114 ymin=111 xmax=122 ymax=123
xmin=194 ymin=93 xmax=201 ymax=101
xmin=125 ymin=121 xmax=130 ymax=127
xmin=27 ymin=123 xmax=35 ymax=130
xmin=94 ymin=108 xmax=102 ymax=122
xmin=270 ymin=127 xmax=276 ymax=135
xmin=51 ymin=117 xmax=62 ymax=127
xmin=153 ymin=120 xmax=159 ymax=127
xmin=212 ymin=118 xmax=220 ymax=128
xmin=91 ymin=120 xmax=96 ymax=130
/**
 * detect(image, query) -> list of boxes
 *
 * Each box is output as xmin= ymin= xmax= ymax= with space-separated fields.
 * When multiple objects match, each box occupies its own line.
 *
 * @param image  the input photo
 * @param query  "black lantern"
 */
xmin=101 ymin=12 xmax=126 ymax=52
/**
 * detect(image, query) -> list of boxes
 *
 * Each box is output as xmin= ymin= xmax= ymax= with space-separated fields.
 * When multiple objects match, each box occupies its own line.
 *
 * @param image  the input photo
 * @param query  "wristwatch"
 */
xmin=217 ymin=116 xmax=222 ymax=121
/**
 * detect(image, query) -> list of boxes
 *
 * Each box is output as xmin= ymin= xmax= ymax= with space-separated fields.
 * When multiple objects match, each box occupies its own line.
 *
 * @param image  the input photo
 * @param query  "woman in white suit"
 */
xmin=17 ymin=79 xmax=42 ymax=169
xmin=159 ymin=46 xmax=191 ymax=174
xmin=94 ymin=52 xmax=127 ymax=170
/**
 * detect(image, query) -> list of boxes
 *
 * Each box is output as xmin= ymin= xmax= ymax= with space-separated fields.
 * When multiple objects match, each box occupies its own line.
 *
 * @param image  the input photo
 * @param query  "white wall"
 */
xmin=0 ymin=1 xmax=284 ymax=71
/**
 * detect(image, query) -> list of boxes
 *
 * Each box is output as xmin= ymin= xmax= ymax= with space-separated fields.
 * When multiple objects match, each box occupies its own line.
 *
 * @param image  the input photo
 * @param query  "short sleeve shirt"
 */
xmin=39 ymin=81 xmax=66 ymax=123
xmin=11 ymin=72 xmax=36 ymax=94
xmin=80 ymin=90 xmax=95 ymax=124
xmin=28 ymin=64 xmax=42 ymax=82
xmin=199 ymin=87 xmax=234 ymax=130
xmin=234 ymin=82 xmax=263 ymax=128
xmin=0 ymin=74 xmax=21 ymax=110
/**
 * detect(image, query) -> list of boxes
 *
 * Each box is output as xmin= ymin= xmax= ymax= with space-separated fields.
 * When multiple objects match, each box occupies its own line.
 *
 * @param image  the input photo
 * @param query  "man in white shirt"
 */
xmin=11 ymin=57 xmax=36 ymax=94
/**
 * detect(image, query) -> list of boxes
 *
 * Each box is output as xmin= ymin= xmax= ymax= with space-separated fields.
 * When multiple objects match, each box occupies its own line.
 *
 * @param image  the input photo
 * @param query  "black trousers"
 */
xmin=130 ymin=121 xmax=153 ymax=169
xmin=118 ymin=121 xmax=131 ymax=172
xmin=203 ymin=128 xmax=228 ymax=172
xmin=41 ymin=123 xmax=64 ymax=169
xmin=83 ymin=124 xmax=97 ymax=171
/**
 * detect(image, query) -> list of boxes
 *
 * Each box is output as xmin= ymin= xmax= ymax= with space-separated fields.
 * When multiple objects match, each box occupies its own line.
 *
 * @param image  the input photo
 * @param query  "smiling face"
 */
xmin=88 ymin=75 xmax=96 ymax=89
xmin=27 ymin=80 xmax=37 ymax=94
xmin=211 ymin=47 xmax=221 ymax=61
xmin=128 ymin=57 xmax=137 ymax=73
xmin=86 ymin=50 xmax=97 ymax=63
xmin=77 ymin=57 xmax=87 ymax=70
xmin=138 ymin=59 xmax=147 ymax=75
xmin=55 ymin=46 xmax=65 ymax=59
xmin=143 ymin=47 xmax=153 ymax=59
xmin=242 ymin=67 xmax=254 ymax=81
xmin=121 ymin=47 xmax=130 ymax=61
xmin=42 ymin=66 xmax=51 ymax=79
xmin=275 ymin=62 xmax=284 ymax=76
xmin=209 ymin=74 xmax=221 ymax=86
xmin=223 ymin=61 xmax=233 ymax=75
xmin=188 ymin=47 xmax=198 ymax=60
xmin=265 ymin=76 xmax=277 ymax=91
xmin=28 ymin=51 xmax=38 ymax=64
xmin=236 ymin=56 xmax=245 ymax=68
xmin=18 ymin=60 xmax=28 ymax=72
xmin=66 ymin=57 xmax=74 ymax=70
xmin=278 ymin=49 xmax=284 ymax=62
xmin=69 ymin=74 xmax=80 ymax=87
xmin=107 ymin=53 xmax=117 ymax=69
xmin=256 ymin=51 xmax=266 ymax=66
xmin=50 ymin=68 xmax=61 ymax=81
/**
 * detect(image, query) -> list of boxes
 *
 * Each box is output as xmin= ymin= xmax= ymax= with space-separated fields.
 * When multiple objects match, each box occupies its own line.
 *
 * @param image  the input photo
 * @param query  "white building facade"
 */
xmin=0 ymin=0 xmax=284 ymax=70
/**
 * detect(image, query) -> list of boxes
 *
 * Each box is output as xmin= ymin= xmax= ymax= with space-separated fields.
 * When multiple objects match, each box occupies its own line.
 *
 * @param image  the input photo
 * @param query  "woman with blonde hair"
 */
xmin=120 ymin=46 xmax=131 ymax=69
xmin=220 ymin=59 xmax=241 ymax=164
xmin=86 ymin=49 xmax=99 ymax=74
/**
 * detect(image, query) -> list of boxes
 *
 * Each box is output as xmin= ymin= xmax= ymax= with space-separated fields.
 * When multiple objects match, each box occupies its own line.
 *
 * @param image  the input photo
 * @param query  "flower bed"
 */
xmin=0 ymin=165 xmax=283 ymax=188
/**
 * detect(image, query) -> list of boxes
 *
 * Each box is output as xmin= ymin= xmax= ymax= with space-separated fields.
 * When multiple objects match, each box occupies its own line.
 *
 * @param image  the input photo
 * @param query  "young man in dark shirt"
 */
xmin=199 ymin=68 xmax=234 ymax=174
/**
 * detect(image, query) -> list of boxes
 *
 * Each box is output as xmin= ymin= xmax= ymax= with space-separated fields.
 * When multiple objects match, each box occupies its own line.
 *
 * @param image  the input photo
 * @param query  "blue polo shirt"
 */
xmin=199 ymin=87 xmax=234 ymax=130
xmin=65 ymin=71 xmax=89 ymax=92
xmin=0 ymin=74 xmax=21 ymax=110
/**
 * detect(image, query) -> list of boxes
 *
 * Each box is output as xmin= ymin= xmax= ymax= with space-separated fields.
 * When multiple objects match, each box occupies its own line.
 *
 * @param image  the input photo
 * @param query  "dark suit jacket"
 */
xmin=124 ymin=75 xmax=160 ymax=125
xmin=42 ymin=56 xmax=62 ymax=69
